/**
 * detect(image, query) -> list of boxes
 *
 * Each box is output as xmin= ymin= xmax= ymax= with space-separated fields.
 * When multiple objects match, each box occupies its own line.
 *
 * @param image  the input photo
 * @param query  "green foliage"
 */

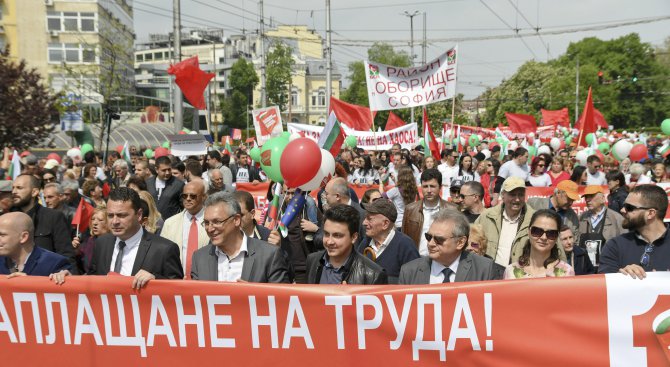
xmin=266 ymin=42 xmax=294 ymax=112
xmin=220 ymin=58 xmax=259 ymax=128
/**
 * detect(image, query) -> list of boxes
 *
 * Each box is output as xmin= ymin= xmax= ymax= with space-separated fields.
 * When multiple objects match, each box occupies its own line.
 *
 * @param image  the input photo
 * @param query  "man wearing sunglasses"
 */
xmin=399 ymin=209 xmax=500 ymax=284
xmin=578 ymin=185 xmax=625 ymax=270
xmin=585 ymin=155 xmax=607 ymax=186
xmin=599 ymin=185 xmax=670 ymax=278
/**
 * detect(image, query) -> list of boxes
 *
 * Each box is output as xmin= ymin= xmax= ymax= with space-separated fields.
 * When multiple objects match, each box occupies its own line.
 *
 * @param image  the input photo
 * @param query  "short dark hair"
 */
xmin=109 ymin=151 xmax=121 ymax=159
xmin=185 ymin=159 xmax=203 ymax=177
xmin=420 ymin=168 xmax=442 ymax=186
xmin=126 ymin=176 xmax=148 ymax=191
xmin=513 ymin=147 xmax=528 ymax=158
xmin=587 ymin=155 xmax=601 ymax=164
xmin=440 ymin=148 xmax=453 ymax=159
xmin=461 ymin=181 xmax=484 ymax=197
xmin=17 ymin=174 xmax=40 ymax=190
xmin=108 ymin=187 xmax=142 ymax=212
xmin=233 ymin=190 xmax=255 ymax=212
xmin=324 ymin=204 xmax=360 ymax=237
xmin=630 ymin=184 xmax=668 ymax=220
xmin=171 ymin=161 xmax=185 ymax=173
xmin=155 ymin=156 xmax=171 ymax=167
xmin=207 ymin=150 xmax=222 ymax=162
xmin=138 ymin=199 xmax=149 ymax=220
xmin=605 ymin=170 xmax=626 ymax=189
xmin=83 ymin=151 xmax=96 ymax=164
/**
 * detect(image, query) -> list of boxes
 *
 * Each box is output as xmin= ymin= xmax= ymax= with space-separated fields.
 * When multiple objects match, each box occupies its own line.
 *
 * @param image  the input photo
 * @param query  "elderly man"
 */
xmin=399 ymin=209 xmax=500 ymax=284
xmin=160 ymin=180 xmax=209 ymax=278
xmin=527 ymin=179 xmax=580 ymax=234
xmin=599 ymin=185 xmax=670 ymax=277
xmin=306 ymin=205 xmax=387 ymax=285
xmin=460 ymin=181 xmax=485 ymax=223
xmin=112 ymin=159 xmax=132 ymax=189
xmin=43 ymin=183 xmax=76 ymax=225
xmin=0 ymin=212 xmax=71 ymax=276
xmin=190 ymin=192 xmax=290 ymax=283
xmin=359 ymin=199 xmax=419 ymax=284
xmin=403 ymin=169 xmax=451 ymax=255
xmin=560 ymin=225 xmax=594 ymax=275
xmin=578 ymin=185 xmax=625 ymax=269
xmin=204 ymin=150 xmax=233 ymax=191
xmin=207 ymin=169 xmax=225 ymax=195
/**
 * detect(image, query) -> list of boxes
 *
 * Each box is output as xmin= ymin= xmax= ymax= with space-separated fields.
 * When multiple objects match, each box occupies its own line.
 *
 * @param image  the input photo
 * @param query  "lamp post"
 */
xmin=403 ymin=10 xmax=419 ymax=124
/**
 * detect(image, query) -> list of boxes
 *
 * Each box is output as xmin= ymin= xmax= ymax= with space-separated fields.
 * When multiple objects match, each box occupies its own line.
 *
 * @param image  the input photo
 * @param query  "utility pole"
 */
xmin=404 ymin=11 xmax=419 ymax=125
xmin=173 ymin=0 xmax=183 ymax=132
xmin=325 ymin=0 xmax=332 ymax=114
xmin=422 ymin=12 xmax=426 ymax=64
xmin=259 ymin=0 xmax=267 ymax=108
xmin=575 ymin=57 xmax=580 ymax=124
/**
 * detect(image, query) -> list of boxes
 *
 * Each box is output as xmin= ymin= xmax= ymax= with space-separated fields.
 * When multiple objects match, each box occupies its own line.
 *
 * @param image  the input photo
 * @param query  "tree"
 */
xmin=220 ymin=58 xmax=259 ymax=129
xmin=0 ymin=47 xmax=59 ymax=149
xmin=266 ymin=42 xmax=294 ymax=112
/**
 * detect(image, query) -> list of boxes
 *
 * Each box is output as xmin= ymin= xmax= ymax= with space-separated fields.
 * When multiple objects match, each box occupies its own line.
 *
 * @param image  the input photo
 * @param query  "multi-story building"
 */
xmin=0 ymin=0 xmax=135 ymax=106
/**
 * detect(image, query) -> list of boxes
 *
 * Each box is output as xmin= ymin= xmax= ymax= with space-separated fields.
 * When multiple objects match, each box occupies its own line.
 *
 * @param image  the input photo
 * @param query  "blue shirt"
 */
xmin=319 ymin=251 xmax=354 ymax=284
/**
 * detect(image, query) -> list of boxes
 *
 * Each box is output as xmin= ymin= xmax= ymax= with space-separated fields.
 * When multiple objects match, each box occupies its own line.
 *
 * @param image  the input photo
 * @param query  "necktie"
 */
xmin=185 ymin=216 xmax=199 ymax=279
xmin=442 ymin=268 xmax=454 ymax=283
xmin=114 ymin=241 xmax=126 ymax=273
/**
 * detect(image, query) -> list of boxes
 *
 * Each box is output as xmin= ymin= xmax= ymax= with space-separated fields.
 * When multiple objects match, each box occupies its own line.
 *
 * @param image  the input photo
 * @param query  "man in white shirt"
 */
xmin=437 ymin=148 xmax=460 ymax=197
xmin=585 ymin=155 xmax=607 ymax=185
xmin=494 ymin=147 xmax=529 ymax=194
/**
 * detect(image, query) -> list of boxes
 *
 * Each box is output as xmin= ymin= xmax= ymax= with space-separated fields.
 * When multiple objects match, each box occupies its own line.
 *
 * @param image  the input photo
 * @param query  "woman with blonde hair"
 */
xmin=467 ymin=224 xmax=488 ymax=256
xmin=138 ymin=190 xmax=164 ymax=234
xmin=72 ymin=208 xmax=109 ymax=274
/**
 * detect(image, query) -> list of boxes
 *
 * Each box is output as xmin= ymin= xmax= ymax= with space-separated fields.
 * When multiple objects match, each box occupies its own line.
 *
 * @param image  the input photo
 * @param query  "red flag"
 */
xmin=385 ymin=112 xmax=405 ymax=131
xmin=72 ymin=198 xmax=94 ymax=233
xmin=505 ymin=113 xmax=537 ymax=133
xmin=594 ymin=109 xmax=608 ymax=129
xmin=329 ymin=96 xmax=375 ymax=131
xmin=101 ymin=182 xmax=110 ymax=198
xmin=540 ymin=108 xmax=570 ymax=128
xmin=575 ymin=87 xmax=596 ymax=147
xmin=167 ymin=56 xmax=215 ymax=110
xmin=422 ymin=108 xmax=440 ymax=161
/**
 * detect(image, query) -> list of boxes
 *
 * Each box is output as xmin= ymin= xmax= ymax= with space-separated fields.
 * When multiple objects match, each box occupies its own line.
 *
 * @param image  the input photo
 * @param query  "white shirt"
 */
xmin=495 ymin=209 xmax=520 ymax=266
xmin=216 ymin=233 xmax=248 ymax=282
xmin=385 ymin=188 xmax=406 ymax=228
xmin=528 ymin=173 xmax=552 ymax=187
xmin=498 ymin=160 xmax=529 ymax=181
xmin=586 ymin=170 xmax=607 ymax=185
xmin=625 ymin=173 xmax=652 ymax=185
xmin=370 ymin=230 xmax=395 ymax=258
xmin=418 ymin=203 xmax=441 ymax=256
xmin=236 ymin=167 xmax=250 ymax=183
xmin=110 ymin=227 xmax=144 ymax=276
xmin=429 ymin=256 xmax=460 ymax=284
xmin=181 ymin=208 xmax=204 ymax=267
xmin=155 ymin=178 xmax=166 ymax=200
xmin=437 ymin=162 xmax=459 ymax=197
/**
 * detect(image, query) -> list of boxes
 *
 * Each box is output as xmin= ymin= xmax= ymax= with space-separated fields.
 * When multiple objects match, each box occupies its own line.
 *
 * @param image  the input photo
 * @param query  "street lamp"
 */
xmin=403 ymin=10 xmax=419 ymax=124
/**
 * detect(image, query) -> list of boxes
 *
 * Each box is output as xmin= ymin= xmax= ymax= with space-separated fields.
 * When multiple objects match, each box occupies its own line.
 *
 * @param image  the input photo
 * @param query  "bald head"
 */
xmin=0 ymin=212 xmax=34 ymax=259
xmin=325 ymin=177 xmax=350 ymax=206
xmin=185 ymin=179 xmax=206 ymax=195
xmin=182 ymin=179 xmax=207 ymax=215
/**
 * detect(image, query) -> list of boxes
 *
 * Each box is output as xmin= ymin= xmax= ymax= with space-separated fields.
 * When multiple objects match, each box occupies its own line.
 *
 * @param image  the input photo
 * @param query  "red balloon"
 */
xmin=116 ymin=145 xmax=124 ymax=153
xmin=154 ymin=147 xmax=169 ymax=158
xmin=280 ymin=138 xmax=322 ymax=188
xmin=20 ymin=151 xmax=31 ymax=158
xmin=559 ymin=140 xmax=566 ymax=150
xmin=46 ymin=153 xmax=61 ymax=163
xmin=629 ymin=144 xmax=648 ymax=162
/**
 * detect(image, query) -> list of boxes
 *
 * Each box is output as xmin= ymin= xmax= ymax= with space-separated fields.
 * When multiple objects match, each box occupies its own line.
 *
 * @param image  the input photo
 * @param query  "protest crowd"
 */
xmin=1 ymin=123 xmax=669 ymax=288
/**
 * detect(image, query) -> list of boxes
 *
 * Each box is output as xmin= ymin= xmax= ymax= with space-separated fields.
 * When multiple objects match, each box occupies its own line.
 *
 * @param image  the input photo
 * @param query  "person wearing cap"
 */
xmin=359 ymin=198 xmax=419 ymax=284
xmin=448 ymin=179 xmax=464 ymax=210
xmin=578 ymin=185 xmax=625 ymax=269
xmin=0 ymin=181 xmax=13 ymax=215
xmin=476 ymin=176 xmax=566 ymax=267
xmin=399 ymin=209 xmax=500 ymax=284
xmin=527 ymin=180 xmax=581 ymax=237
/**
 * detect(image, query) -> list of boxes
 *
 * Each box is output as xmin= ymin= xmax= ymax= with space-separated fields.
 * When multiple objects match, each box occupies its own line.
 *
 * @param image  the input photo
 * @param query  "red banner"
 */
xmin=1 ymin=274 xmax=669 ymax=365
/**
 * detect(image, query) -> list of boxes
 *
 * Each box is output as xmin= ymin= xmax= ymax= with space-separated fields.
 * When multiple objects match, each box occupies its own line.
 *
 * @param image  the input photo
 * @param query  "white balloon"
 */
xmin=612 ymin=140 xmax=633 ymax=160
xmin=528 ymin=132 xmax=535 ymax=139
xmin=299 ymin=149 xmax=335 ymax=192
xmin=188 ymin=130 xmax=198 ymax=135
xmin=480 ymin=149 xmax=491 ymax=159
xmin=66 ymin=148 xmax=81 ymax=158
xmin=575 ymin=150 xmax=589 ymax=165
xmin=507 ymin=141 xmax=518 ymax=151
xmin=608 ymin=136 xmax=615 ymax=143
xmin=537 ymin=145 xmax=551 ymax=156
xmin=550 ymin=137 xmax=561 ymax=151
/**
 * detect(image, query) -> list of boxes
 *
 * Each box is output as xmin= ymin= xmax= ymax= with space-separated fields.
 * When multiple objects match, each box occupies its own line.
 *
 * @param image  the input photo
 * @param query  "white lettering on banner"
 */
xmin=0 ymin=295 xmax=17 ymax=342
xmin=207 ymin=295 xmax=236 ymax=348
xmin=249 ymin=296 xmax=279 ymax=348
xmin=175 ymin=295 xmax=205 ymax=347
xmin=100 ymin=295 xmax=147 ymax=356
xmin=325 ymin=295 xmax=352 ymax=349
xmin=287 ymin=123 xmax=419 ymax=151
xmin=14 ymin=293 xmax=43 ymax=343
xmin=447 ymin=293 xmax=480 ymax=351
xmin=282 ymin=296 xmax=313 ymax=349
xmin=44 ymin=293 xmax=71 ymax=344
xmin=356 ymin=295 xmax=383 ymax=349
xmin=385 ymin=295 xmax=413 ymax=350
xmin=413 ymin=294 xmax=446 ymax=361
xmin=147 ymin=295 xmax=177 ymax=347
xmin=74 ymin=294 xmax=104 ymax=345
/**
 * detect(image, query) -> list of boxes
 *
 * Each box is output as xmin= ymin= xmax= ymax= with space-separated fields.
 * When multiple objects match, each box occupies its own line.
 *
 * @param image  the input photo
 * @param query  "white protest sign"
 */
xmin=60 ymin=111 xmax=84 ymax=131
xmin=166 ymin=134 xmax=207 ymax=156
xmin=287 ymin=122 xmax=419 ymax=151
xmin=251 ymin=106 xmax=283 ymax=146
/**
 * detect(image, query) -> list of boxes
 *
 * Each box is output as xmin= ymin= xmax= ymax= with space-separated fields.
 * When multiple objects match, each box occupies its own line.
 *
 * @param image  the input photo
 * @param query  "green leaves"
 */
xmin=266 ymin=42 xmax=294 ymax=112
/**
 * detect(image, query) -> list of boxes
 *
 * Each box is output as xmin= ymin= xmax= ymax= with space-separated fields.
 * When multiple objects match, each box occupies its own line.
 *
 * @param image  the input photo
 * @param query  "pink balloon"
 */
xmin=154 ymin=147 xmax=169 ymax=158
xmin=280 ymin=138 xmax=322 ymax=188
xmin=46 ymin=153 xmax=61 ymax=164
xmin=629 ymin=144 xmax=648 ymax=162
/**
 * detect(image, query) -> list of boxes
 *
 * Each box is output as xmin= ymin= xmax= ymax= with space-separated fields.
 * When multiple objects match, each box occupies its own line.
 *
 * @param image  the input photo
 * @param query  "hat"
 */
xmin=450 ymin=179 xmax=464 ymax=190
xmin=44 ymin=159 xmax=60 ymax=170
xmin=501 ymin=176 xmax=526 ymax=192
xmin=365 ymin=198 xmax=398 ymax=224
xmin=582 ymin=185 xmax=604 ymax=197
xmin=556 ymin=180 xmax=579 ymax=201
xmin=414 ymin=145 xmax=424 ymax=152
xmin=0 ymin=181 xmax=11 ymax=192
xmin=20 ymin=154 xmax=38 ymax=166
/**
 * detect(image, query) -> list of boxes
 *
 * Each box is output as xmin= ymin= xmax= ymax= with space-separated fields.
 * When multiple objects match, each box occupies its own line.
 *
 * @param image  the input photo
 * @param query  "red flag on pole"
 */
xmin=329 ymin=96 xmax=375 ymax=131
xmin=505 ymin=112 xmax=537 ymax=133
xmin=575 ymin=106 xmax=608 ymax=131
xmin=540 ymin=108 xmax=570 ymax=128
xmin=385 ymin=112 xmax=405 ymax=131
xmin=576 ymin=87 xmax=596 ymax=147
xmin=167 ymin=56 xmax=215 ymax=110
xmin=72 ymin=198 xmax=94 ymax=233
xmin=423 ymin=108 xmax=440 ymax=161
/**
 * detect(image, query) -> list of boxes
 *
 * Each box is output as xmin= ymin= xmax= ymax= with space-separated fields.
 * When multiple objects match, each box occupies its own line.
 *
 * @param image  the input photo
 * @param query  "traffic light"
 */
xmin=598 ymin=71 xmax=604 ymax=85
xmin=632 ymin=69 xmax=638 ymax=83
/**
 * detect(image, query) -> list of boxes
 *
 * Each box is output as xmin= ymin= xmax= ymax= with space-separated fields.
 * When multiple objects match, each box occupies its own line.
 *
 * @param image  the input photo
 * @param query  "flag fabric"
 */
xmin=385 ymin=112 xmax=406 ymax=131
xmin=221 ymin=136 xmax=233 ymax=155
xmin=659 ymin=141 xmax=670 ymax=158
xmin=329 ymin=96 xmax=374 ymax=132
xmin=540 ymin=108 xmax=570 ymax=128
xmin=167 ymin=56 xmax=215 ymax=110
xmin=422 ymin=108 xmax=440 ymax=161
xmin=318 ymin=111 xmax=347 ymax=158
xmin=72 ymin=198 xmax=95 ymax=234
xmin=505 ymin=113 xmax=537 ymax=133
xmin=575 ymin=87 xmax=596 ymax=147
xmin=263 ymin=183 xmax=283 ymax=230
xmin=245 ymin=137 xmax=256 ymax=145
xmin=495 ymin=128 xmax=510 ymax=160
xmin=231 ymin=128 xmax=242 ymax=141
xmin=8 ymin=149 xmax=21 ymax=180
xmin=278 ymin=189 xmax=306 ymax=238
xmin=594 ymin=109 xmax=608 ymax=129
xmin=120 ymin=141 xmax=131 ymax=162
xmin=456 ymin=125 xmax=463 ymax=153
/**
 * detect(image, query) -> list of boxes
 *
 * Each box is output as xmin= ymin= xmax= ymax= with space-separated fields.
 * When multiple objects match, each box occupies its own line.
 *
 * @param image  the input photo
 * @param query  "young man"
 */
xmin=560 ymin=225 xmax=594 ymax=275
xmin=230 ymin=151 xmax=261 ymax=184
xmin=494 ymin=147 xmax=529 ymax=194
xmin=585 ymin=155 xmax=607 ymax=186
xmin=460 ymin=181 xmax=485 ymax=223
xmin=147 ymin=156 xmax=184 ymax=219
xmin=306 ymin=205 xmax=387 ymax=285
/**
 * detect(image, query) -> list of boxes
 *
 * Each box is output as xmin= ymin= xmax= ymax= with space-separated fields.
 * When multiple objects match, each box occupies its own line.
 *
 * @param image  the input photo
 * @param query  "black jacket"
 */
xmin=567 ymin=245 xmax=596 ymax=275
xmin=146 ymin=176 xmax=184 ymax=220
xmin=607 ymin=187 xmax=628 ymax=214
xmin=306 ymin=250 xmax=388 ymax=285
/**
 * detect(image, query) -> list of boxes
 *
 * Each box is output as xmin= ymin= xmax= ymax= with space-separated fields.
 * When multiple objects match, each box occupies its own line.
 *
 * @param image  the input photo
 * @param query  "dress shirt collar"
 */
xmin=430 ymin=254 xmax=461 ymax=279
xmin=215 ymin=231 xmax=248 ymax=260
xmin=185 ymin=208 xmax=204 ymax=223
xmin=115 ymin=227 xmax=144 ymax=251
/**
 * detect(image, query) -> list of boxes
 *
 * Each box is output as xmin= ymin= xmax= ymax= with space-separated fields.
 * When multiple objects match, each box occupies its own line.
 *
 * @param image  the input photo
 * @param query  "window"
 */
xmin=144 ymin=53 xmax=153 ymax=61
xmin=47 ymin=43 xmax=97 ymax=64
xmin=218 ymin=82 xmax=225 ymax=89
xmin=80 ymin=13 xmax=95 ymax=31
xmin=291 ymin=89 xmax=298 ymax=107
xmin=218 ymin=57 xmax=225 ymax=64
xmin=154 ymin=52 xmax=163 ymax=60
xmin=47 ymin=12 xmax=61 ymax=31
xmin=82 ymin=48 xmax=96 ymax=63
xmin=136 ymin=54 xmax=144 ymax=62
xmin=317 ymin=90 xmax=326 ymax=106
xmin=46 ymin=11 xmax=97 ymax=32
xmin=63 ymin=12 xmax=78 ymax=31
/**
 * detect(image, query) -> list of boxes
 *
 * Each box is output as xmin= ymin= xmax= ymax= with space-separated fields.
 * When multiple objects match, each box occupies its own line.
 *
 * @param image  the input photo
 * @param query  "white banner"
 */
xmin=365 ymin=46 xmax=458 ymax=111
xmin=166 ymin=134 xmax=207 ymax=156
xmin=60 ymin=111 xmax=84 ymax=132
xmin=251 ymin=106 xmax=283 ymax=146
xmin=287 ymin=122 xmax=418 ymax=151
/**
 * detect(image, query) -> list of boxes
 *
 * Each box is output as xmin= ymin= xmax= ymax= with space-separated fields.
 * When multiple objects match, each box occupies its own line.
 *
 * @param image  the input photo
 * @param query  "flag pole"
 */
xmin=448 ymin=50 xmax=458 ymax=147
xmin=370 ymin=107 xmax=378 ymax=152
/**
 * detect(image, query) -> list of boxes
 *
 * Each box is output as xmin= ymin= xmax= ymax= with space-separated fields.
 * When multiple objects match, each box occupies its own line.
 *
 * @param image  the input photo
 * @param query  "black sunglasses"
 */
xmin=623 ymin=203 xmax=654 ymax=212
xmin=180 ymin=193 xmax=199 ymax=200
xmin=424 ymin=233 xmax=461 ymax=246
xmin=640 ymin=244 xmax=655 ymax=268
xmin=530 ymin=226 xmax=559 ymax=240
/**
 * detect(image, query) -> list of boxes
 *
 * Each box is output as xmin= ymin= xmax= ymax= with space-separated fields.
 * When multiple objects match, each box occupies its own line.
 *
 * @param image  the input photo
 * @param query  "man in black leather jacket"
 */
xmin=306 ymin=204 xmax=387 ymax=285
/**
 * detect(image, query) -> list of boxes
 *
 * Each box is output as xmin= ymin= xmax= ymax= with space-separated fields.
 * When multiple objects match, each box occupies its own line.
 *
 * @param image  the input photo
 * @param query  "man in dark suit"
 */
xmin=0 ymin=212 xmax=71 ymax=277
xmin=146 ymin=156 xmax=184 ymax=219
xmin=191 ymin=192 xmax=289 ymax=283
xmin=399 ymin=209 xmax=500 ymax=284
xmin=50 ymin=188 xmax=183 ymax=288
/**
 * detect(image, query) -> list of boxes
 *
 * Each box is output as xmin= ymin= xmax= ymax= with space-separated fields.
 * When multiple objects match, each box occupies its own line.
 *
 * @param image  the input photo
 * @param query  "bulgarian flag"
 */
xmin=659 ymin=141 xmax=670 ymax=158
xmin=264 ymin=183 xmax=283 ymax=230
xmin=121 ymin=141 xmax=131 ymax=162
xmin=422 ymin=108 xmax=440 ymax=161
xmin=222 ymin=136 xmax=233 ymax=155
xmin=455 ymin=125 xmax=463 ymax=153
xmin=8 ymin=150 xmax=21 ymax=180
xmin=318 ymin=111 xmax=346 ymax=158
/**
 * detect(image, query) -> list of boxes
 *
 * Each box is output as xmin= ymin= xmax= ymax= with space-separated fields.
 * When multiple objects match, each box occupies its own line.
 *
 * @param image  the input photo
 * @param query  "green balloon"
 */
xmin=144 ymin=149 xmax=154 ymax=159
xmin=259 ymin=135 xmax=289 ymax=183
xmin=345 ymin=136 xmax=357 ymax=148
xmin=565 ymin=137 xmax=573 ymax=145
xmin=585 ymin=133 xmax=595 ymax=145
xmin=527 ymin=146 xmax=537 ymax=158
xmin=162 ymin=141 xmax=170 ymax=149
xmin=598 ymin=142 xmax=611 ymax=154
xmin=662 ymin=119 xmax=670 ymax=136
xmin=468 ymin=135 xmax=480 ymax=147
xmin=249 ymin=146 xmax=261 ymax=162
xmin=281 ymin=131 xmax=291 ymax=139
xmin=563 ymin=130 xmax=570 ymax=138
xmin=80 ymin=143 xmax=93 ymax=155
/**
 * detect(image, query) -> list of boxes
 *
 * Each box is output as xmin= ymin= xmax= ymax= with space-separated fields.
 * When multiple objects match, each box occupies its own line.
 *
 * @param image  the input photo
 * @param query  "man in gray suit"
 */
xmin=190 ymin=192 xmax=290 ymax=283
xmin=399 ymin=209 xmax=501 ymax=284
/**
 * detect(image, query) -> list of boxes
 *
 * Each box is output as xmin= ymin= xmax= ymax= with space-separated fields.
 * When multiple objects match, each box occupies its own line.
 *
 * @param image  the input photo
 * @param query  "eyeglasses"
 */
xmin=424 ymin=233 xmax=462 ymax=246
xmin=537 ymin=164 xmax=545 ymax=168
xmin=623 ymin=203 xmax=654 ymax=212
xmin=202 ymin=215 xmax=236 ymax=228
xmin=43 ymin=176 xmax=56 ymax=183
xmin=459 ymin=193 xmax=478 ymax=199
xmin=180 ymin=193 xmax=199 ymax=200
xmin=593 ymin=165 xmax=602 ymax=169
xmin=529 ymin=226 xmax=559 ymax=240
xmin=639 ymin=243 xmax=655 ymax=267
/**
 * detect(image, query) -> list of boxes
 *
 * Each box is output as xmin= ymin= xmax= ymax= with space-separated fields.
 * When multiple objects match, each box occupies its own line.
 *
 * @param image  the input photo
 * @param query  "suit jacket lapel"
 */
xmin=417 ymin=257 xmax=432 ymax=284
xmin=241 ymin=239 xmax=256 ymax=281
xmin=23 ymin=246 xmax=41 ymax=275
xmin=207 ymin=245 xmax=218 ymax=280
xmin=101 ymin=235 xmax=116 ymax=273
xmin=131 ymin=230 xmax=151 ymax=275
xmin=455 ymin=252 xmax=472 ymax=282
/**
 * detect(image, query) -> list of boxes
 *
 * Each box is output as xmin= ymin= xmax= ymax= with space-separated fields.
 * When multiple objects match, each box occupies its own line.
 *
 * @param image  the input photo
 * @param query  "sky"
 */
xmin=133 ymin=0 xmax=670 ymax=99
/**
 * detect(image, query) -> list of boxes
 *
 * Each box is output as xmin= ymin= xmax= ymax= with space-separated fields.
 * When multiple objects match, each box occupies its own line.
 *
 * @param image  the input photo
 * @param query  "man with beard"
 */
xmin=599 ymin=184 xmax=670 ymax=277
